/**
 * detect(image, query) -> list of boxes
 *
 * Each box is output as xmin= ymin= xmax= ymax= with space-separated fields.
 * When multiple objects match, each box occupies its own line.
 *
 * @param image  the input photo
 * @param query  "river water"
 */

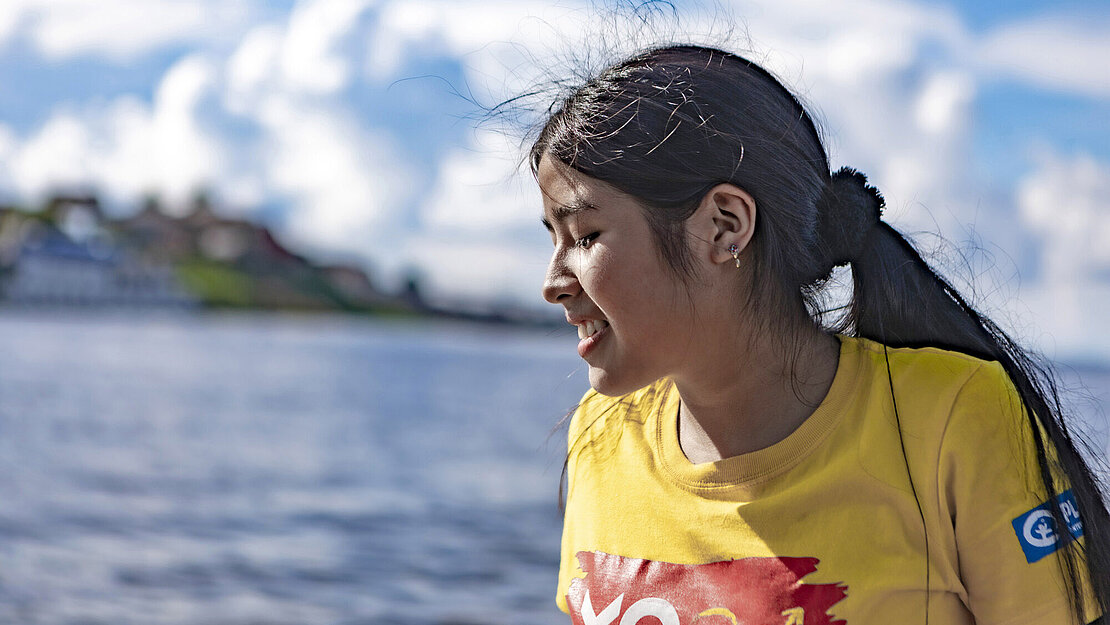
xmin=0 ymin=311 xmax=1106 ymax=625
xmin=0 ymin=311 xmax=586 ymax=625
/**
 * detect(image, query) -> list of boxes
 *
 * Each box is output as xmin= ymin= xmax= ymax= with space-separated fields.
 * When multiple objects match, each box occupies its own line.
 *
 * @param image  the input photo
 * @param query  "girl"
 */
xmin=535 ymin=45 xmax=1108 ymax=624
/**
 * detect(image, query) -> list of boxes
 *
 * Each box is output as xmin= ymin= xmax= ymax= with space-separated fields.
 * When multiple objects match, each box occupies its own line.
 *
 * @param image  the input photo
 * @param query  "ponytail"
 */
xmin=823 ymin=170 xmax=1110 ymax=621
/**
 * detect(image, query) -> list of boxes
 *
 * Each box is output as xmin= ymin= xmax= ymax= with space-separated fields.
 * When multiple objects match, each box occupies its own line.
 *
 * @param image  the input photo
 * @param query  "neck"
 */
xmin=673 ymin=322 xmax=840 ymax=464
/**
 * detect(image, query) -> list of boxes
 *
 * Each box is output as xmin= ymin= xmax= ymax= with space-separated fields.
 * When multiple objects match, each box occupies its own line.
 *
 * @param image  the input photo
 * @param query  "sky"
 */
xmin=0 ymin=0 xmax=1107 ymax=361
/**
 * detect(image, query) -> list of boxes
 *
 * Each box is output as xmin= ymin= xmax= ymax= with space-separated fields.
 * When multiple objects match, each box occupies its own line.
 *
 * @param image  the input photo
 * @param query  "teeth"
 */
xmin=577 ymin=320 xmax=609 ymax=339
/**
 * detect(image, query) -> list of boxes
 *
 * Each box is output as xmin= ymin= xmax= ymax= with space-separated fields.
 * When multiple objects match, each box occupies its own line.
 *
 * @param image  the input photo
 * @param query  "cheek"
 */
xmin=592 ymin=252 xmax=676 ymax=318
xmin=581 ymin=250 xmax=637 ymax=305
xmin=575 ymin=249 xmax=615 ymax=294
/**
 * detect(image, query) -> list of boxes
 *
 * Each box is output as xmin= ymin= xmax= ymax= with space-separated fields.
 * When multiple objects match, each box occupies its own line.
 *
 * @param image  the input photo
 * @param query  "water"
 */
xmin=0 ymin=312 xmax=1107 ymax=625
xmin=0 ymin=312 xmax=587 ymax=625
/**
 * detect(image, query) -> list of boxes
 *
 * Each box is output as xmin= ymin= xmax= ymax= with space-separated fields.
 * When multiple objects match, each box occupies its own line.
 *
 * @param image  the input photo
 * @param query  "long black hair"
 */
xmin=533 ymin=45 xmax=1110 ymax=622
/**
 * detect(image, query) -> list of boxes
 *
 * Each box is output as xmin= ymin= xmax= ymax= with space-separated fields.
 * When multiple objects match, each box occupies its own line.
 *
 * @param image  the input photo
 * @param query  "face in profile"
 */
xmin=539 ymin=155 xmax=699 ymax=396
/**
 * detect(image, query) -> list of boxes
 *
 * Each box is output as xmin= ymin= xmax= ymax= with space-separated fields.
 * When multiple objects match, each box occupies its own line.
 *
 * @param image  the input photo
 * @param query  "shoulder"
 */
xmin=843 ymin=335 xmax=1018 ymax=422
xmin=844 ymin=335 xmax=1044 ymax=494
xmin=847 ymin=334 xmax=997 ymax=390
xmin=840 ymin=336 xmax=1028 ymax=458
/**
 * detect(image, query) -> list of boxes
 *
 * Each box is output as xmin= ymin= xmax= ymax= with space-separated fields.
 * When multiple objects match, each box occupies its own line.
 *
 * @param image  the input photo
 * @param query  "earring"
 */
xmin=728 ymin=244 xmax=740 ymax=268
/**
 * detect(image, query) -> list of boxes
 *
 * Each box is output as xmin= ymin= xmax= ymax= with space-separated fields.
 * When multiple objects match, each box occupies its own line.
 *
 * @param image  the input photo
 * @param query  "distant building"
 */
xmin=0 ymin=199 xmax=197 ymax=309
xmin=0 ymin=192 xmax=407 ymax=315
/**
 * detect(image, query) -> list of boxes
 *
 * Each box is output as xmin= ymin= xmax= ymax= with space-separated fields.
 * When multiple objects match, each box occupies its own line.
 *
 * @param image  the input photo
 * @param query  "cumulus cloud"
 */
xmin=420 ymin=129 xmax=537 ymax=232
xmin=5 ymin=55 xmax=225 ymax=206
xmin=0 ymin=0 xmax=1106 ymax=342
xmin=0 ymin=3 xmax=24 ymax=46
xmin=279 ymin=0 xmax=373 ymax=95
xmin=978 ymin=16 xmax=1110 ymax=99
xmin=260 ymin=98 xmax=413 ymax=258
xmin=225 ymin=24 xmax=284 ymax=114
xmin=914 ymin=71 xmax=976 ymax=135
xmin=738 ymin=0 xmax=966 ymax=85
xmin=8 ymin=112 xmax=93 ymax=195
xmin=1019 ymin=152 xmax=1110 ymax=282
xmin=1 ymin=0 xmax=414 ymax=261
xmin=367 ymin=0 xmax=557 ymax=80
xmin=362 ymin=0 xmax=980 ymax=236
xmin=659 ymin=0 xmax=983 ymax=237
xmin=1 ymin=0 xmax=257 ymax=62
xmin=1002 ymin=152 xmax=1110 ymax=360
xmin=216 ymin=0 xmax=416 ymax=260
xmin=405 ymin=128 xmax=549 ymax=304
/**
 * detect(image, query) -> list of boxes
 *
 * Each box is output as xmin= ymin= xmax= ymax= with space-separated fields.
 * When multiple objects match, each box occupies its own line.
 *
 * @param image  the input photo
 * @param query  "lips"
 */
xmin=575 ymin=320 xmax=610 ymax=358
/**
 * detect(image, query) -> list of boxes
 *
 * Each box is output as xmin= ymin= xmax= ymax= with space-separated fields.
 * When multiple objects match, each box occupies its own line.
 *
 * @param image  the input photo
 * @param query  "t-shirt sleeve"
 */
xmin=937 ymin=360 xmax=1098 ymax=625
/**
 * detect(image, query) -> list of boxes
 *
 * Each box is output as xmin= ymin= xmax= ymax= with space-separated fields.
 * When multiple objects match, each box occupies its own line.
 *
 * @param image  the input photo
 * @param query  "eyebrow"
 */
xmin=541 ymin=198 xmax=600 ymax=231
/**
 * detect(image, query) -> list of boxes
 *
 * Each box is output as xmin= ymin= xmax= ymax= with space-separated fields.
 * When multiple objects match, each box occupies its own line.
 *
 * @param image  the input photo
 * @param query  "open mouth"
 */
xmin=576 ymin=320 xmax=610 ymax=358
xmin=577 ymin=319 xmax=610 ymax=339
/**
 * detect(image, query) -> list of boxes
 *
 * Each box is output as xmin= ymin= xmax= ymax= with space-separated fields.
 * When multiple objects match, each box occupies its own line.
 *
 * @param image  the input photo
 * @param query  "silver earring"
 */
xmin=728 ymin=244 xmax=740 ymax=268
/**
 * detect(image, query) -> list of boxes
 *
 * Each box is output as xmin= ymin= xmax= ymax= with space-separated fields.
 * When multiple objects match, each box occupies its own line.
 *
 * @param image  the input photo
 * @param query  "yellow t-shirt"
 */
xmin=557 ymin=335 xmax=1095 ymax=624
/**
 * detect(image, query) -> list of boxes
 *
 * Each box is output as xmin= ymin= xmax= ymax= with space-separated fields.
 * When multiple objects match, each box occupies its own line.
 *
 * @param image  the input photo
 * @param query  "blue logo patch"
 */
xmin=1011 ymin=489 xmax=1084 ymax=563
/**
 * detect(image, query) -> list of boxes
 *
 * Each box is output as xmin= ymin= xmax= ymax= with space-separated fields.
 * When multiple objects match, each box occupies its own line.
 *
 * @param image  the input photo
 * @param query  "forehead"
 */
xmin=537 ymin=155 xmax=637 ymax=224
xmin=537 ymin=155 xmax=589 ymax=206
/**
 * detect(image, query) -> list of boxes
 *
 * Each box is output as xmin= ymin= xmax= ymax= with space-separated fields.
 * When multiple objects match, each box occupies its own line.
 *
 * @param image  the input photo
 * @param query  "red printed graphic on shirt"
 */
xmin=567 ymin=552 xmax=847 ymax=625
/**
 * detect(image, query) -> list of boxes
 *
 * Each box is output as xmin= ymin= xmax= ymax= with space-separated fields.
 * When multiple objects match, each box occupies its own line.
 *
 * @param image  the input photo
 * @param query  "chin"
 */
xmin=587 ymin=365 xmax=653 ymax=398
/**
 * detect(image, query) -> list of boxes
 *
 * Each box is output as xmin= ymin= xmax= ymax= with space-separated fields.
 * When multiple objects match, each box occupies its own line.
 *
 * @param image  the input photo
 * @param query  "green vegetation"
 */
xmin=175 ymin=259 xmax=254 ymax=308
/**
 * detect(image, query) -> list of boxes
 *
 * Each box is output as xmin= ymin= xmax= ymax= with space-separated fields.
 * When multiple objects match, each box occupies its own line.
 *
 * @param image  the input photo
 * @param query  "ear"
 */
xmin=697 ymin=183 xmax=756 ymax=266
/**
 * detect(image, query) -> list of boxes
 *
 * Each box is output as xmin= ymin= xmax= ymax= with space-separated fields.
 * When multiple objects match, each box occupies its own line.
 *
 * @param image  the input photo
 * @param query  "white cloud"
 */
xmin=5 ymin=55 xmax=225 ymax=207
xmin=151 ymin=56 xmax=223 ymax=198
xmin=364 ymin=0 xmax=589 ymax=91
xmin=355 ymin=0 xmax=991 ymax=297
xmin=408 ymin=128 xmax=549 ymax=304
xmin=259 ymin=98 xmax=413 ymax=258
xmin=1019 ymin=283 xmax=1110 ymax=363
xmin=371 ymin=0 xmax=550 ymax=62
xmin=1006 ymin=152 xmax=1110 ymax=361
xmin=9 ymin=112 xmax=92 ymax=195
xmin=4 ymin=13 xmax=414 ymax=260
xmin=421 ymin=129 xmax=537 ymax=232
xmin=1 ymin=0 xmax=1107 ymax=355
xmin=7 ymin=0 xmax=255 ymax=62
xmin=914 ymin=71 xmax=975 ymax=135
xmin=280 ymin=0 xmax=374 ymax=95
xmin=0 ymin=2 xmax=26 ymax=46
xmin=978 ymin=16 xmax=1110 ymax=98
xmin=225 ymin=24 xmax=284 ymax=113
xmin=690 ymin=0 xmax=981 ymax=236
xmin=217 ymin=2 xmax=417 ymax=260
xmin=744 ymin=0 xmax=967 ymax=86
xmin=1019 ymin=152 xmax=1110 ymax=282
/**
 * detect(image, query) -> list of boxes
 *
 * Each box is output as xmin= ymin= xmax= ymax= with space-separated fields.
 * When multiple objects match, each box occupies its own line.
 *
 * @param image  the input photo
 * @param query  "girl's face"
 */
xmin=539 ymin=155 xmax=698 ymax=396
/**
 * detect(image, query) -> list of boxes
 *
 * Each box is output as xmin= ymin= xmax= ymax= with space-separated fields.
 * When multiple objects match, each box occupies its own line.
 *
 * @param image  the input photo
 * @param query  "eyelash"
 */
xmin=575 ymin=232 xmax=599 ymax=249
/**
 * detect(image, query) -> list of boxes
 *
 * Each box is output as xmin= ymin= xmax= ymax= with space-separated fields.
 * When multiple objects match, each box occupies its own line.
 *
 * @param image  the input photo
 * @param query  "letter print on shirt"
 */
xmin=567 ymin=552 xmax=848 ymax=625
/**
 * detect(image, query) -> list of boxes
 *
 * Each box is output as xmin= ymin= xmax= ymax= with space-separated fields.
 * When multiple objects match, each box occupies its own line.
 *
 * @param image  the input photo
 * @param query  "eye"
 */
xmin=575 ymin=232 xmax=600 ymax=249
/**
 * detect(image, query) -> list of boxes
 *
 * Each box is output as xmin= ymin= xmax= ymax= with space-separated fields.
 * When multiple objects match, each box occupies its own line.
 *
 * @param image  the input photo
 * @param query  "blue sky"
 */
xmin=0 ymin=0 xmax=1107 ymax=359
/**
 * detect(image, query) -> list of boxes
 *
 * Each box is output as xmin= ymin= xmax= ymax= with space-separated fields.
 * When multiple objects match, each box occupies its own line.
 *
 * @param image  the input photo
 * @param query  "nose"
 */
xmin=542 ymin=249 xmax=579 ymax=304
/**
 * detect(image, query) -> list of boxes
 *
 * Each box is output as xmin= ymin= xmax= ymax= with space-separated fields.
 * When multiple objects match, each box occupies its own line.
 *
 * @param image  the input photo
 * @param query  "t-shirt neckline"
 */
xmin=654 ymin=334 xmax=864 ymax=490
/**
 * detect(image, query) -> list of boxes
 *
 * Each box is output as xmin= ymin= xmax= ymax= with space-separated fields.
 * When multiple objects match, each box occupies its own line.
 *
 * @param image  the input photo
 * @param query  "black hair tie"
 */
xmin=816 ymin=167 xmax=885 ymax=269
